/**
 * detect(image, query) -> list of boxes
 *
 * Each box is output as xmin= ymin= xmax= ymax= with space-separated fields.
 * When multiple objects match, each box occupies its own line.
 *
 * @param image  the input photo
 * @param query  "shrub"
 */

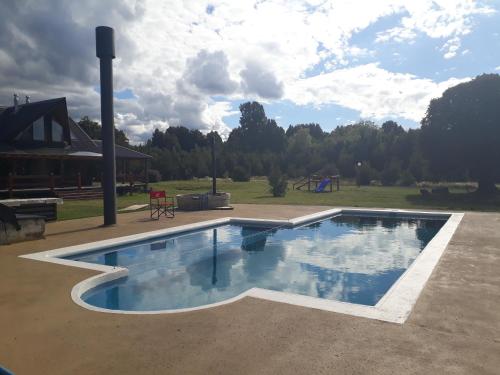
xmin=230 ymin=166 xmax=251 ymax=182
xmin=147 ymin=169 xmax=162 ymax=182
xmin=381 ymin=164 xmax=401 ymax=186
xmin=398 ymin=170 xmax=416 ymax=186
xmin=268 ymin=167 xmax=288 ymax=197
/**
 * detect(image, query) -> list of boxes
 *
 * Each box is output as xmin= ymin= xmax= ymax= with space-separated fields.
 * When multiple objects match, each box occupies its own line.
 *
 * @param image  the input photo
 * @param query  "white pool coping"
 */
xmin=20 ymin=208 xmax=463 ymax=324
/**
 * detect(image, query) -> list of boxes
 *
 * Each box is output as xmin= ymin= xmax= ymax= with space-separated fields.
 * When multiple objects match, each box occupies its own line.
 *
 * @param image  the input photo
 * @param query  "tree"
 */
xmin=286 ymin=123 xmax=325 ymax=140
xmin=139 ymin=101 xmax=429 ymax=184
xmin=77 ymin=116 xmax=101 ymax=139
xmin=421 ymin=74 xmax=500 ymax=194
xmin=77 ymin=116 xmax=129 ymax=146
xmin=381 ymin=161 xmax=401 ymax=186
xmin=226 ymin=102 xmax=286 ymax=153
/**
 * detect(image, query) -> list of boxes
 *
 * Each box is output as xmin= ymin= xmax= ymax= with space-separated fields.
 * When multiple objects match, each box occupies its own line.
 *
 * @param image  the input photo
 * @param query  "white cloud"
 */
xmin=377 ymin=0 xmax=494 ymax=41
xmin=376 ymin=26 xmax=417 ymax=43
xmin=286 ymin=63 xmax=470 ymax=122
xmin=182 ymin=50 xmax=238 ymax=95
xmin=375 ymin=0 xmax=495 ymax=58
xmin=201 ymin=101 xmax=238 ymax=139
xmin=0 ymin=0 xmax=494 ymax=143
xmin=441 ymin=36 xmax=461 ymax=59
xmin=240 ymin=60 xmax=284 ymax=99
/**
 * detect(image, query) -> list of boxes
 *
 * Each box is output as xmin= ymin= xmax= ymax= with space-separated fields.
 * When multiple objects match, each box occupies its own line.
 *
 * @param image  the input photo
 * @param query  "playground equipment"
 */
xmin=293 ymin=175 xmax=340 ymax=192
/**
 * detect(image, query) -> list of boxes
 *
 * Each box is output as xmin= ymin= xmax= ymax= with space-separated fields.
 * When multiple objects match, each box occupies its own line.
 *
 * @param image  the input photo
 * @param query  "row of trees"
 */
xmin=138 ymin=110 xmax=425 ymax=186
xmin=79 ymin=74 xmax=500 ymax=194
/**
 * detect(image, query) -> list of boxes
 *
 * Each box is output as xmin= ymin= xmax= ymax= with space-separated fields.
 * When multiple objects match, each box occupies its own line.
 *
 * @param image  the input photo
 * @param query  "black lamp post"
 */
xmin=211 ymin=132 xmax=217 ymax=195
xmin=96 ymin=26 xmax=117 ymax=226
xmin=356 ymin=161 xmax=362 ymax=187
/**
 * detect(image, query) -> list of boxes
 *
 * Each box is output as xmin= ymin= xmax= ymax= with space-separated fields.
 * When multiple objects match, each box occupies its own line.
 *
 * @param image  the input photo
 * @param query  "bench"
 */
xmin=0 ymin=198 xmax=63 ymax=221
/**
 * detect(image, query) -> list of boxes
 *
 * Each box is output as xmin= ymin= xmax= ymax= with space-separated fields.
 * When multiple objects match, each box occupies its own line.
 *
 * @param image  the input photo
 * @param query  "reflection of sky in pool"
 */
xmin=71 ymin=215 xmax=445 ymax=311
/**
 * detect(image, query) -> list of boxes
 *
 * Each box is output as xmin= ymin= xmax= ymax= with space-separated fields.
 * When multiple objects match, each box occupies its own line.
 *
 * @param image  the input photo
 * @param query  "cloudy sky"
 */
xmin=0 ymin=0 xmax=499 ymax=143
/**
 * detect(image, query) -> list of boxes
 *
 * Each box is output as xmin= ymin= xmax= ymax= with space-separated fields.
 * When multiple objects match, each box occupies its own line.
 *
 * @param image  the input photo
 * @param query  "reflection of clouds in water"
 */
xmin=199 ymin=225 xmax=235 ymax=244
xmin=82 ymin=216 xmax=444 ymax=310
xmin=242 ymin=242 xmax=285 ymax=282
xmin=281 ymin=226 xmax=421 ymax=275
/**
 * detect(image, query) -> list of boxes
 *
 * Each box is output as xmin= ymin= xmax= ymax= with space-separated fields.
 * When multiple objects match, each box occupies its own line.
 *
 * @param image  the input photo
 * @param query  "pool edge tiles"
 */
xmin=20 ymin=208 xmax=463 ymax=324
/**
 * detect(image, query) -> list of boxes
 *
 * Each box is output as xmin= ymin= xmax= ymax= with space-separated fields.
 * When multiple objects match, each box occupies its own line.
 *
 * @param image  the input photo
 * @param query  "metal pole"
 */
xmin=211 ymin=133 xmax=216 ymax=195
xmin=96 ymin=26 xmax=117 ymax=226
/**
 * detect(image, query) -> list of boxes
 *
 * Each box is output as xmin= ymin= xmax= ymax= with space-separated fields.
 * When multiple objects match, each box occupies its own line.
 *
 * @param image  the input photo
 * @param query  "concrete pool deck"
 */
xmin=1 ymin=204 xmax=499 ymax=374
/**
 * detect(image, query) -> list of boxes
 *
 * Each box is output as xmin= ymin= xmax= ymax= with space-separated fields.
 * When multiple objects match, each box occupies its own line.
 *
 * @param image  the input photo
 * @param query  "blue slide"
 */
xmin=314 ymin=178 xmax=331 ymax=193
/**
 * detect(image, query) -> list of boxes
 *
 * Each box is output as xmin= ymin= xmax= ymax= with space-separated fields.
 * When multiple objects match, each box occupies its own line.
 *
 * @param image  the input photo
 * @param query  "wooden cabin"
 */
xmin=0 ymin=97 xmax=151 ymax=199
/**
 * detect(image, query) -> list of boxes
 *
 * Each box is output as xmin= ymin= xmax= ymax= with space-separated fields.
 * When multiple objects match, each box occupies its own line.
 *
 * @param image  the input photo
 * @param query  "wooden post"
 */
xmin=337 ymin=176 xmax=340 ymax=191
xmin=49 ymin=173 xmax=55 ymax=191
xmin=145 ymin=159 xmax=149 ymax=192
xmin=8 ymin=173 xmax=13 ymax=198
xmin=77 ymin=172 xmax=82 ymax=190
xmin=60 ymin=159 xmax=65 ymax=185
xmin=121 ymin=160 xmax=126 ymax=184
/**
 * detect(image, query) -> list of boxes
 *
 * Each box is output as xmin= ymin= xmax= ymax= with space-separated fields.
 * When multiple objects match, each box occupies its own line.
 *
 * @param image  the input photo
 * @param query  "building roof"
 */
xmin=0 ymin=97 xmax=151 ymax=160
xmin=0 ymin=98 xmax=69 ymax=141
xmin=68 ymin=117 xmax=99 ymax=153
xmin=92 ymin=140 xmax=151 ymax=159
xmin=0 ymin=143 xmax=102 ymax=159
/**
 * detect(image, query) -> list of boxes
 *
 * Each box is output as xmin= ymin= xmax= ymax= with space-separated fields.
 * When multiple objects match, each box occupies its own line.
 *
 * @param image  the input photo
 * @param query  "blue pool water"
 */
xmin=70 ymin=214 xmax=445 ymax=311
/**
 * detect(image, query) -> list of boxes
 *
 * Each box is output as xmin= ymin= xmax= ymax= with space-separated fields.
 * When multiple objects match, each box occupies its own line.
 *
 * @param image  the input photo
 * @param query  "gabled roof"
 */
xmin=68 ymin=119 xmax=151 ymax=159
xmin=0 ymin=97 xmax=151 ymax=160
xmin=92 ymin=140 xmax=151 ymax=159
xmin=0 ymin=98 xmax=69 ymax=141
xmin=68 ymin=117 xmax=100 ymax=153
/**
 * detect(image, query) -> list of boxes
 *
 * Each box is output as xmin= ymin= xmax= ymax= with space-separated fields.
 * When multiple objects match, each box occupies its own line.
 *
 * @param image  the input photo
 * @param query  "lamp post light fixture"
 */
xmin=356 ymin=161 xmax=362 ymax=187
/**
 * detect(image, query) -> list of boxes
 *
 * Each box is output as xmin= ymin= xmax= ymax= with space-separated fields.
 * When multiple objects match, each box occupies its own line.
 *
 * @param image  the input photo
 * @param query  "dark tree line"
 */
xmin=79 ymin=74 xmax=500 ymax=194
xmin=135 ymin=101 xmax=426 ymax=186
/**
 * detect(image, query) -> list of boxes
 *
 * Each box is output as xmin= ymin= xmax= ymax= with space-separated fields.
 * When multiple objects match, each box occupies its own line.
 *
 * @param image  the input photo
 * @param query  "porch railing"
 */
xmin=1 ymin=173 xmax=83 ymax=196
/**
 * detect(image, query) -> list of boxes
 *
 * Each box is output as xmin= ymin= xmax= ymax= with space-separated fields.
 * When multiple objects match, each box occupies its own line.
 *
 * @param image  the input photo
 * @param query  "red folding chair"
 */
xmin=149 ymin=190 xmax=175 ymax=219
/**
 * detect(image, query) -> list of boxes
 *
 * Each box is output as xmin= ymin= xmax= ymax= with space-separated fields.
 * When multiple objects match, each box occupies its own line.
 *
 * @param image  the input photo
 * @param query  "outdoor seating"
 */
xmin=149 ymin=190 xmax=175 ymax=219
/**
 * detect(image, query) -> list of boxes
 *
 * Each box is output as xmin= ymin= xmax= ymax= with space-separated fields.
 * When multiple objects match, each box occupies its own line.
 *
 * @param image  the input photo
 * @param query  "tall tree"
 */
xmin=421 ymin=74 xmax=500 ymax=194
xmin=286 ymin=123 xmax=325 ymax=140
xmin=227 ymin=102 xmax=286 ymax=153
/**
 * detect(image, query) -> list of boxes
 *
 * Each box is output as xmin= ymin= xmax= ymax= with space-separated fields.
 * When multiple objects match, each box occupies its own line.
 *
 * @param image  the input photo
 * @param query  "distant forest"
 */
xmin=78 ymin=74 xmax=500 ymax=193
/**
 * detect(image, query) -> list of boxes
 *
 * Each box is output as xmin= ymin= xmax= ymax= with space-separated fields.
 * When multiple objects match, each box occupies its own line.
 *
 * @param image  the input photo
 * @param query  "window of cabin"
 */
xmin=52 ymin=119 xmax=63 ymax=142
xmin=32 ymin=117 xmax=44 ymax=141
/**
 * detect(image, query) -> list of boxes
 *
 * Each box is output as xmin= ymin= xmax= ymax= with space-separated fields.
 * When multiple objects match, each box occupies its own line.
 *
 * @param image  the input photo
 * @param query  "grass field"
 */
xmin=57 ymin=178 xmax=500 ymax=221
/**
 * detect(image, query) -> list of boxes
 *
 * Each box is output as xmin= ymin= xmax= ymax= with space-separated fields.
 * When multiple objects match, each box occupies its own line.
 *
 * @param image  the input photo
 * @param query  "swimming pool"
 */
xmin=22 ymin=208 xmax=463 ymax=323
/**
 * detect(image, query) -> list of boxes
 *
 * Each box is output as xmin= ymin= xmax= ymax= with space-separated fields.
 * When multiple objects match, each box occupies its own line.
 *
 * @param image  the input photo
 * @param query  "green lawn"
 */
xmin=57 ymin=178 xmax=500 ymax=221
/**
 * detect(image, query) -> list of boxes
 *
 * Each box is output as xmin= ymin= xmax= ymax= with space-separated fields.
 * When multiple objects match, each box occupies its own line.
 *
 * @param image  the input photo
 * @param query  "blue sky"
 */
xmin=1 ymin=0 xmax=499 ymax=143
xmin=220 ymin=3 xmax=500 ymax=132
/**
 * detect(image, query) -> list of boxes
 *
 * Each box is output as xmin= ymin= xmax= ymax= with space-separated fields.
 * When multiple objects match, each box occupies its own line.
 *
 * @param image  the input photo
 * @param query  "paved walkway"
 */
xmin=1 ymin=205 xmax=499 ymax=374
